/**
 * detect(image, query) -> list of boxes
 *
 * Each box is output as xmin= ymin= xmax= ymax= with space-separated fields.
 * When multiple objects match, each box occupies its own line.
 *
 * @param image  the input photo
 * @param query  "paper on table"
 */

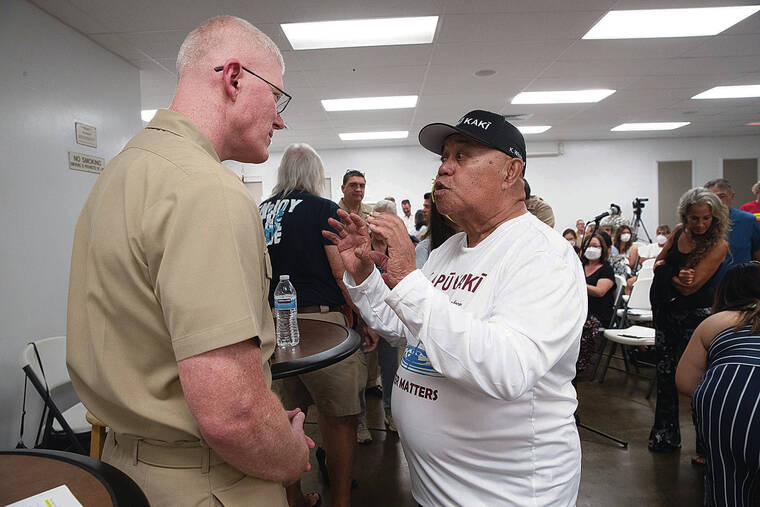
xmin=4 ymin=484 xmax=83 ymax=507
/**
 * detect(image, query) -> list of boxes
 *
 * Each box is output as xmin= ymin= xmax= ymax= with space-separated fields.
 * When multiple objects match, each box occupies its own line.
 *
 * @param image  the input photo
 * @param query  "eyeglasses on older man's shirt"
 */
xmin=213 ymin=65 xmax=292 ymax=114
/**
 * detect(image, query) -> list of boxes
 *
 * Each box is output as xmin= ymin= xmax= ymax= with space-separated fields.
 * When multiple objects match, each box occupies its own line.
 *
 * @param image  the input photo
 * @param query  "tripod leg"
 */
xmin=576 ymin=420 xmax=628 ymax=448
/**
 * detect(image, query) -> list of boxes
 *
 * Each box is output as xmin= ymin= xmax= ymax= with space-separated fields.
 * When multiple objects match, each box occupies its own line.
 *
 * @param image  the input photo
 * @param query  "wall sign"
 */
xmin=69 ymin=151 xmax=104 ymax=174
xmin=75 ymin=122 xmax=97 ymax=148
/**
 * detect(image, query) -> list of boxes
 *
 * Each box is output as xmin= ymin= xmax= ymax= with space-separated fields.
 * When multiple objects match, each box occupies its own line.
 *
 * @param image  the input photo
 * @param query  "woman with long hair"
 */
xmin=612 ymin=225 xmax=639 ymax=271
xmin=578 ymin=234 xmax=615 ymax=372
xmin=677 ymin=262 xmax=760 ymax=506
xmin=648 ymin=187 xmax=729 ymax=452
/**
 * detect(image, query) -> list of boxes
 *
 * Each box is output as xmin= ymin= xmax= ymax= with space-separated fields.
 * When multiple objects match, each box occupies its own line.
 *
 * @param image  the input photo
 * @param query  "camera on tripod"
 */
xmin=632 ymin=197 xmax=648 ymax=211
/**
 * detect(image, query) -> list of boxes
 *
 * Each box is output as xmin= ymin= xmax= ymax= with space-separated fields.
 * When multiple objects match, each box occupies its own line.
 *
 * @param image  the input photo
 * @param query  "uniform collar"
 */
xmin=146 ymin=109 xmax=220 ymax=163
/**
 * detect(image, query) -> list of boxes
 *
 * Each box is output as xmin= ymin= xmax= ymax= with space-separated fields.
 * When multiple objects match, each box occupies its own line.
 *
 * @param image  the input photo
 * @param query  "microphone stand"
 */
xmin=574 ymin=217 xmax=628 ymax=449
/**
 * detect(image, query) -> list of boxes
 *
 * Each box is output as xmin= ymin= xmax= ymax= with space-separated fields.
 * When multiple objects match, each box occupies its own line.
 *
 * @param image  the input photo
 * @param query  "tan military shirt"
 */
xmin=338 ymin=198 xmax=373 ymax=224
xmin=526 ymin=195 xmax=556 ymax=228
xmin=67 ymin=109 xmax=276 ymax=444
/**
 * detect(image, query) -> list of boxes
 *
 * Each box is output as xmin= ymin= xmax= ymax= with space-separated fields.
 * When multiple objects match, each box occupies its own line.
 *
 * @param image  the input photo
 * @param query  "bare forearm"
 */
xmin=202 ymin=390 xmax=308 ymax=483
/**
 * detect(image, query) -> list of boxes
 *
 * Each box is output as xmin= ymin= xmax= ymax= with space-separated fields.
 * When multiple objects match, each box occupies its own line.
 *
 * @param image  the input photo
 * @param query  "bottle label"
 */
xmin=274 ymin=297 xmax=296 ymax=310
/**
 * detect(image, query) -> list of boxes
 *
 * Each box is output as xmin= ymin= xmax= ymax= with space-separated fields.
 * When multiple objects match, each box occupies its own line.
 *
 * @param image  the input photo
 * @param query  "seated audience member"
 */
xmin=575 ymin=219 xmax=586 ymax=247
xmin=649 ymin=188 xmax=729 ymax=452
xmin=415 ymin=192 xmax=461 ymax=269
xmin=611 ymin=225 xmax=638 ymax=278
xmin=625 ymin=224 xmax=672 ymax=294
xmin=598 ymin=225 xmax=618 ymax=256
xmin=677 ymin=262 xmax=760 ymax=507
xmin=739 ymin=180 xmax=760 ymax=222
xmin=563 ymin=228 xmax=580 ymax=253
xmin=639 ymin=225 xmax=671 ymax=262
xmin=260 ymin=143 xmax=369 ymax=507
xmin=524 ymin=178 xmax=555 ymax=228
xmin=325 ymin=109 xmax=586 ymax=505
xmin=579 ymin=234 xmax=615 ymax=372
xmin=600 ymin=203 xmax=629 ymax=237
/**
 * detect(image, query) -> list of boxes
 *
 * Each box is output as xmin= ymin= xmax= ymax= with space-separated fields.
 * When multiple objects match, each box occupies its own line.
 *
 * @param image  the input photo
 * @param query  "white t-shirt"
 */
xmin=402 ymin=213 xmax=416 ymax=234
xmin=346 ymin=213 xmax=586 ymax=506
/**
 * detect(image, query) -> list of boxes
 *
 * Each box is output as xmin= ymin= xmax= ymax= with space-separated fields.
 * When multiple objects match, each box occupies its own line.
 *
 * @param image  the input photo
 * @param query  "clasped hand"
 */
xmin=322 ymin=209 xmax=416 ymax=289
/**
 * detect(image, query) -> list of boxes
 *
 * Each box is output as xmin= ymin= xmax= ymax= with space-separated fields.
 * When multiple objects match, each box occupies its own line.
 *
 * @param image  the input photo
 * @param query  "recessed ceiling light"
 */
xmin=474 ymin=69 xmax=497 ymax=77
xmin=518 ymin=126 xmax=552 ymax=134
xmin=747 ymin=122 xmax=760 ymax=126
xmin=282 ymin=16 xmax=438 ymax=50
xmin=141 ymin=109 xmax=157 ymax=122
xmin=339 ymin=131 xmax=409 ymax=141
xmin=692 ymin=85 xmax=760 ymax=99
xmin=322 ymin=96 xmax=418 ymax=112
xmin=611 ymin=122 xmax=690 ymax=131
xmin=583 ymin=6 xmax=760 ymax=39
xmin=512 ymin=89 xmax=615 ymax=104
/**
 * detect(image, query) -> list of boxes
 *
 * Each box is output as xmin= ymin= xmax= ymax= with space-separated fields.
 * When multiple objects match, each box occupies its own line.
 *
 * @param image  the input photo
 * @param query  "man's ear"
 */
xmin=219 ymin=59 xmax=243 ymax=101
xmin=505 ymin=158 xmax=524 ymax=183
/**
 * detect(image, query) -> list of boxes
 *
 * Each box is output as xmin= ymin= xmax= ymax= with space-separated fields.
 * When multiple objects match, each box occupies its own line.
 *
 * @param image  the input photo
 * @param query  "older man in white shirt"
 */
xmin=325 ymin=109 xmax=585 ymax=506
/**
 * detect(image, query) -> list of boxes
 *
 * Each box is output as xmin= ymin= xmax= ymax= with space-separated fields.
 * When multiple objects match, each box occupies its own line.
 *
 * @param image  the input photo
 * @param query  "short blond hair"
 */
xmin=176 ymin=16 xmax=283 ymax=77
xmin=752 ymin=180 xmax=760 ymax=195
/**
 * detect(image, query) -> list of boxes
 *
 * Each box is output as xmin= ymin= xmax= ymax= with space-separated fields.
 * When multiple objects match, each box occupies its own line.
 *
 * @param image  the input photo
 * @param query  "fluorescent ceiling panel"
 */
xmin=141 ymin=109 xmax=157 ymax=122
xmin=611 ymin=122 xmax=690 ymax=131
xmin=512 ymin=89 xmax=615 ymax=104
xmin=692 ymin=85 xmax=760 ymax=99
xmin=583 ymin=6 xmax=760 ymax=39
xmin=282 ymin=16 xmax=438 ymax=50
xmin=518 ymin=126 xmax=552 ymax=134
xmin=322 ymin=95 xmax=418 ymax=112
xmin=339 ymin=131 xmax=409 ymax=141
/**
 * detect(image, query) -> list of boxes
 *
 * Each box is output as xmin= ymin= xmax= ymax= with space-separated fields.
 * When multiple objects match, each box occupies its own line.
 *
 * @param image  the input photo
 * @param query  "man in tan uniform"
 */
xmin=67 ymin=16 xmax=311 ymax=506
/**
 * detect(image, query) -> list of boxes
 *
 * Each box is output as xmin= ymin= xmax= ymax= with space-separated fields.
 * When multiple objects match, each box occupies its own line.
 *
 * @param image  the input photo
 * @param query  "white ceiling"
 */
xmin=31 ymin=0 xmax=760 ymax=151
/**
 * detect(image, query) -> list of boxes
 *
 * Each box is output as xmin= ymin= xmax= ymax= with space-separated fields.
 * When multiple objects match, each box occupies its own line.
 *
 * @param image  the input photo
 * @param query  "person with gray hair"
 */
xmin=260 ymin=142 xmax=370 ymax=507
xmin=705 ymin=178 xmax=760 ymax=276
xmin=740 ymin=180 xmax=760 ymax=221
xmin=648 ymin=187 xmax=729 ymax=453
xmin=67 ymin=15 xmax=306 ymax=507
xmin=373 ymin=199 xmax=397 ymax=215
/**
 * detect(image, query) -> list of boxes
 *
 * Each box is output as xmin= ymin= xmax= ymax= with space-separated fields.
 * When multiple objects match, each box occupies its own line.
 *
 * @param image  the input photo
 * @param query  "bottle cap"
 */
xmin=280 ymin=274 xmax=289 ymax=281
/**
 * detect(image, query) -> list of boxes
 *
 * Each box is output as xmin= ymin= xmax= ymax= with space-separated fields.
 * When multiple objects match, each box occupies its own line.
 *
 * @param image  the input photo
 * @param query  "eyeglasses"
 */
xmin=214 ymin=65 xmax=292 ymax=114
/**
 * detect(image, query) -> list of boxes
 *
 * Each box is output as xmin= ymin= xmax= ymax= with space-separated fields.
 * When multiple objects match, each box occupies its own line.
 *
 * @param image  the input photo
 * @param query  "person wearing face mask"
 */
xmin=563 ymin=228 xmax=580 ymax=254
xmin=648 ymin=188 xmax=729 ymax=453
xmin=578 ymin=235 xmax=615 ymax=373
xmin=637 ymin=225 xmax=671 ymax=263
xmin=610 ymin=225 xmax=638 ymax=279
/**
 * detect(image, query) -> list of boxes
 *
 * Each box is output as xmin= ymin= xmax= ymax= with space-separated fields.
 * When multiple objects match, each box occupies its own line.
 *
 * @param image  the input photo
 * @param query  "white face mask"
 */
xmin=568 ymin=239 xmax=576 ymax=245
xmin=620 ymin=233 xmax=631 ymax=242
xmin=656 ymin=234 xmax=668 ymax=245
xmin=584 ymin=247 xmax=602 ymax=260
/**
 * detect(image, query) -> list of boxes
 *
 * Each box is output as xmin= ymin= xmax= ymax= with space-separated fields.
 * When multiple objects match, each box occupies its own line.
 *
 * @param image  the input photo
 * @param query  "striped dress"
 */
xmin=693 ymin=325 xmax=760 ymax=507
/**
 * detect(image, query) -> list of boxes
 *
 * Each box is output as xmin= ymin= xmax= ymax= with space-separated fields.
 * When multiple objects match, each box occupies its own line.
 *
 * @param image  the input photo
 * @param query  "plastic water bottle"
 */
xmin=274 ymin=275 xmax=300 ymax=348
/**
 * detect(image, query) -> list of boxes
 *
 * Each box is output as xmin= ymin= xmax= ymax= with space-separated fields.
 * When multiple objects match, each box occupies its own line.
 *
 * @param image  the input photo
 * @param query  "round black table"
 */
xmin=0 ymin=449 xmax=149 ymax=506
xmin=271 ymin=318 xmax=361 ymax=379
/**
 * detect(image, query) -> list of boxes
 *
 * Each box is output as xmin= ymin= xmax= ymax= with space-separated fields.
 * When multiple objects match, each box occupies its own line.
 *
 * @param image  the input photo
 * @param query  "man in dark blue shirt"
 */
xmin=705 ymin=179 xmax=760 ymax=279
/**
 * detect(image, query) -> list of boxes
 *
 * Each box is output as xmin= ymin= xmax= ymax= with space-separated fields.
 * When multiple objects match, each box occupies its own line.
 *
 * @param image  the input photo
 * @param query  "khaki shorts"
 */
xmin=273 ymin=311 xmax=365 ymax=417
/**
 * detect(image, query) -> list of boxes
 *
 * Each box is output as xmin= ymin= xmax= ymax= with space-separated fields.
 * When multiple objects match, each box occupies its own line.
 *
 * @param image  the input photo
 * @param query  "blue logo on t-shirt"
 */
xmin=400 ymin=344 xmax=444 ymax=378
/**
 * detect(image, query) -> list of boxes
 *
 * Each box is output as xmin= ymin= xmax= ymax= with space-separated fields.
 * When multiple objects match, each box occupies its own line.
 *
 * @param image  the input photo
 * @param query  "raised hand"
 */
xmin=323 ymin=209 xmax=375 ymax=284
xmin=366 ymin=212 xmax=416 ymax=288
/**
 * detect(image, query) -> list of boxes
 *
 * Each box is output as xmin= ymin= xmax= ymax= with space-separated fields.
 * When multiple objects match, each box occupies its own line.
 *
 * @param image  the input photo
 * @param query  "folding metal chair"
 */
xmin=19 ymin=336 xmax=88 ymax=454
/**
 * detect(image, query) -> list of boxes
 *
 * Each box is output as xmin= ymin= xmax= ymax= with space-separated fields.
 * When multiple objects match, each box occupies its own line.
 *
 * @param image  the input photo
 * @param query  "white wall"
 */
xmin=233 ymin=134 xmax=760 ymax=238
xmin=0 ymin=0 xmax=141 ymax=448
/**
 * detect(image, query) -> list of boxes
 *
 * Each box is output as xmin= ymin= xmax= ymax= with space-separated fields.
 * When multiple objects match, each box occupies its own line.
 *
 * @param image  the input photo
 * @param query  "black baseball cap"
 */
xmin=418 ymin=109 xmax=527 ymax=169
